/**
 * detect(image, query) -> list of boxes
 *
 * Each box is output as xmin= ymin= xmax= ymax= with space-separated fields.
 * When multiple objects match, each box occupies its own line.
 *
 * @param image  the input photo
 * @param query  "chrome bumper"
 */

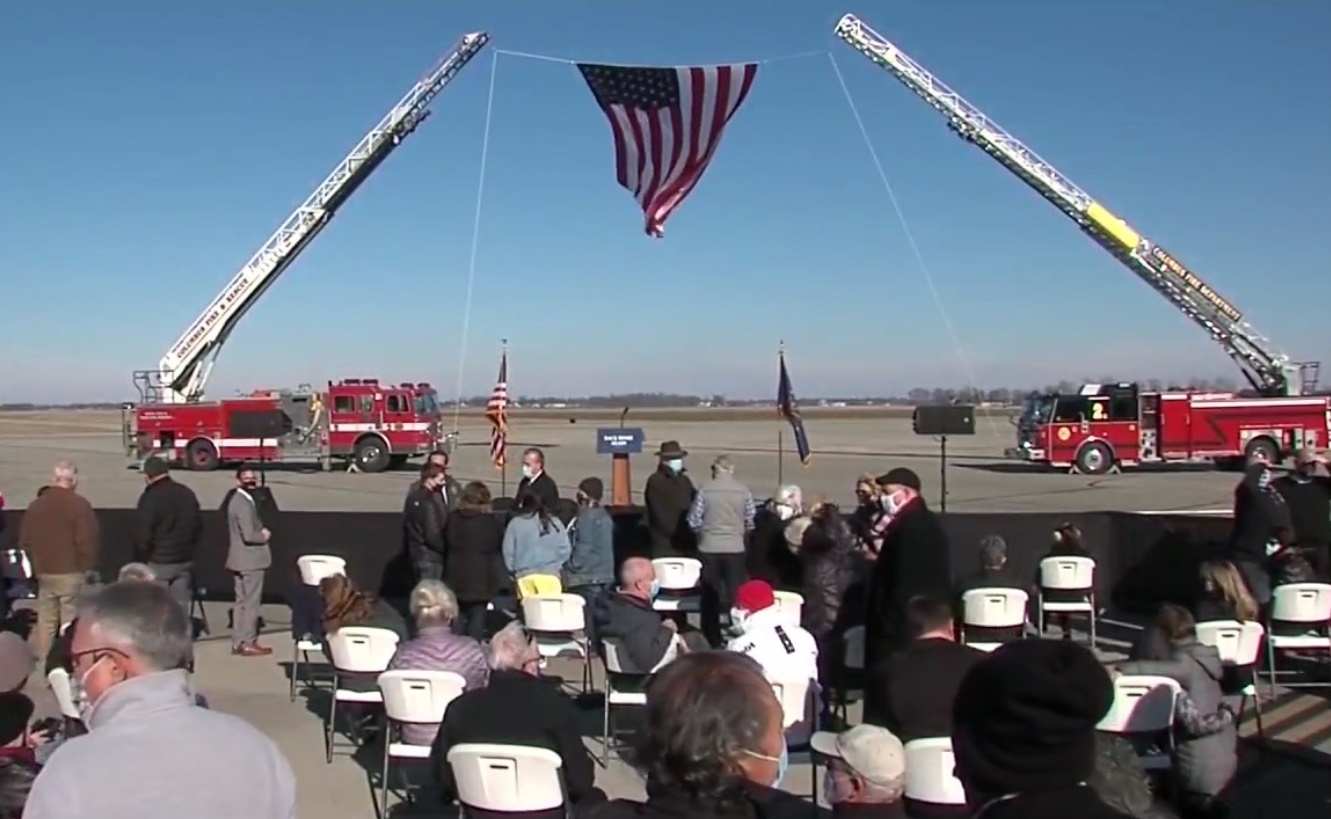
xmin=1004 ymin=447 xmax=1044 ymax=461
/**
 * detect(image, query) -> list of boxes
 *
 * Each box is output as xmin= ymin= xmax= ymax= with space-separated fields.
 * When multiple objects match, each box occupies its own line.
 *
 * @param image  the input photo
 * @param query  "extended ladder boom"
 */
xmin=835 ymin=14 xmax=1301 ymax=395
xmin=145 ymin=31 xmax=490 ymax=404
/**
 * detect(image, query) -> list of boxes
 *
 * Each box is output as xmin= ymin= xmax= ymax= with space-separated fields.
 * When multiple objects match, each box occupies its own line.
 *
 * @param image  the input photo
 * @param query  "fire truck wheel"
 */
xmin=185 ymin=440 xmax=220 ymax=472
xmin=1243 ymin=437 xmax=1279 ymax=466
xmin=353 ymin=437 xmax=391 ymax=474
xmin=1074 ymin=441 xmax=1114 ymax=476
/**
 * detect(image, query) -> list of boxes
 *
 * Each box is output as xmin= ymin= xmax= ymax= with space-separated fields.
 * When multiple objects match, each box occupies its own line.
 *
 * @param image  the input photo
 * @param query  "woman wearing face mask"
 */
xmin=849 ymin=474 xmax=887 ymax=559
xmin=583 ymin=651 xmax=805 ymax=819
xmin=745 ymin=485 xmax=806 ymax=591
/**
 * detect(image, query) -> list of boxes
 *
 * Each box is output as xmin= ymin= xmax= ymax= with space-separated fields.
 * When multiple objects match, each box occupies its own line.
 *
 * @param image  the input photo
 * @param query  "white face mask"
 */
xmin=775 ymin=503 xmax=795 ymax=521
xmin=729 ymin=607 xmax=748 ymax=631
xmin=880 ymin=491 xmax=903 ymax=516
xmin=522 ymin=465 xmax=536 ymax=480
xmin=70 ymin=656 xmax=109 ymax=723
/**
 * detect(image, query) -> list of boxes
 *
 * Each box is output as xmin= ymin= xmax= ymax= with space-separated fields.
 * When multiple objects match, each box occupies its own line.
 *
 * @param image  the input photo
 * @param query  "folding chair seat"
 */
xmin=324 ymin=626 xmax=399 ymax=763
xmin=961 ymin=587 xmax=1029 ymax=652
xmin=447 ymin=743 xmax=566 ymax=816
xmin=376 ymin=669 xmax=467 ymax=815
xmin=1037 ymin=556 xmax=1097 ymax=646
xmin=521 ymin=594 xmax=592 ymax=693
xmin=651 ymin=558 xmax=702 ymax=613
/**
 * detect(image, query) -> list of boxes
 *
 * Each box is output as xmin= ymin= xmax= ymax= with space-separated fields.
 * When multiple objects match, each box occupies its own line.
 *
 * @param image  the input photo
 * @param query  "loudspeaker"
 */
xmin=913 ymin=404 xmax=976 ymax=436
xmin=227 ymin=409 xmax=286 ymax=440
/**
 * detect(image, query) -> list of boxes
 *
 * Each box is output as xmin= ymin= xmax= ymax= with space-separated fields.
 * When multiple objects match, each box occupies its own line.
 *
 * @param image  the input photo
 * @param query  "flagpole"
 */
xmin=777 ymin=341 xmax=786 ymax=487
xmin=499 ymin=338 xmax=508 ymax=497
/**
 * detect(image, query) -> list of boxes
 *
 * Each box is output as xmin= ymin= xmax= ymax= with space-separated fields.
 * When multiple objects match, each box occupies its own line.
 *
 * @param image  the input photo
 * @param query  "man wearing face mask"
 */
xmin=725 ymin=580 xmax=819 ymax=694
xmin=1274 ymin=448 xmax=1331 ymax=577
xmin=862 ymin=467 xmax=951 ymax=725
xmin=644 ymin=441 xmax=697 ymax=558
xmin=514 ymin=447 xmax=560 ymax=511
xmin=595 ymin=557 xmax=705 ymax=674
xmin=810 ymin=725 xmax=909 ymax=818
xmin=23 ymin=581 xmax=297 ymax=819
xmin=224 ymin=466 xmax=272 ymax=658
xmin=587 ymin=651 xmax=809 ymax=819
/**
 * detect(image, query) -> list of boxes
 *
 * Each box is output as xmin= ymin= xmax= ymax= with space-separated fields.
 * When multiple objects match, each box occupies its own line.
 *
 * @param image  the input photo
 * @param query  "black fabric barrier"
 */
xmin=1 ymin=506 xmax=1233 ymax=614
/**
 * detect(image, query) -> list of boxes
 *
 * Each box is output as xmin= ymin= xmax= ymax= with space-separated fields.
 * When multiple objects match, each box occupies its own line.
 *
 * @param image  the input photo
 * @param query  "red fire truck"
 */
xmin=123 ymin=379 xmax=443 ymax=473
xmin=1008 ymin=383 xmax=1329 ymax=474
xmin=836 ymin=16 xmax=1324 ymax=473
xmin=120 ymin=33 xmax=489 ymax=472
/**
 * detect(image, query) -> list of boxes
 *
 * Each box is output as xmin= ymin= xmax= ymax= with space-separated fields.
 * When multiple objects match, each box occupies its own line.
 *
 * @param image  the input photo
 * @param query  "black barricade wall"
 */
xmin=2 ymin=506 xmax=1233 ymax=612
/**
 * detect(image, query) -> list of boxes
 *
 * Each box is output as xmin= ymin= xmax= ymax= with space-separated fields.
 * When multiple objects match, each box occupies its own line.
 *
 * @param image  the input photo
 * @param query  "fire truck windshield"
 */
xmin=1020 ymin=395 xmax=1056 ymax=427
xmin=415 ymin=391 xmax=441 ymax=416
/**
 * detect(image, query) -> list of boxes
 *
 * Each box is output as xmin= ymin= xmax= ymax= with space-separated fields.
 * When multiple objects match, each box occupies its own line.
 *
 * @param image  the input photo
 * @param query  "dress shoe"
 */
xmin=232 ymin=644 xmax=273 ymax=657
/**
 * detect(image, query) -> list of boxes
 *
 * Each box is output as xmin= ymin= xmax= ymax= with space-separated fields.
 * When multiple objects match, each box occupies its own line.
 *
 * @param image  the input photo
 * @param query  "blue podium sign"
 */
xmin=596 ymin=427 xmax=645 ymax=455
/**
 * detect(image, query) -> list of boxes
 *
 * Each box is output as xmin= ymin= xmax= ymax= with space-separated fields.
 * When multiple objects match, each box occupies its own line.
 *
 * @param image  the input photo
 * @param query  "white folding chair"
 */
xmin=961 ymin=588 xmax=1030 ymax=652
xmin=1037 ymin=556 xmax=1097 ymax=646
xmin=1097 ymin=674 xmax=1182 ymax=772
xmin=772 ymin=591 xmax=805 ymax=627
xmin=447 ymin=743 xmax=566 ymax=815
xmin=324 ymin=626 xmax=400 ymax=763
xmin=770 ymin=677 xmax=817 ymax=799
xmin=651 ymin=557 xmax=702 ymax=613
xmin=1195 ymin=619 xmax=1266 ymax=737
xmin=600 ymin=640 xmax=649 ymax=765
xmin=836 ymin=625 xmax=866 ymax=721
xmin=521 ymin=594 xmax=592 ymax=693
xmin=46 ymin=669 xmax=80 ymax=721
xmin=290 ymin=555 xmax=348 ymax=701
xmin=903 ymin=737 xmax=967 ymax=807
xmin=376 ymin=670 xmax=468 ymax=815
xmin=1262 ymin=582 xmax=1331 ymax=695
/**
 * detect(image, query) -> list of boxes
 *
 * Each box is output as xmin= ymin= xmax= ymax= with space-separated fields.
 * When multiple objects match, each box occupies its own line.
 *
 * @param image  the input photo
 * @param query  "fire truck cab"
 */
xmin=1008 ymin=382 xmax=1330 ymax=475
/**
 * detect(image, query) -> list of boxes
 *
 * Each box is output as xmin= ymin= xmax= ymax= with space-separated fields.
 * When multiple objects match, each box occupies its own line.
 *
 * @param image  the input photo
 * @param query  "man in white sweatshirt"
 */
xmin=23 ymin=580 xmax=297 ymax=819
xmin=725 ymin=579 xmax=819 ymax=746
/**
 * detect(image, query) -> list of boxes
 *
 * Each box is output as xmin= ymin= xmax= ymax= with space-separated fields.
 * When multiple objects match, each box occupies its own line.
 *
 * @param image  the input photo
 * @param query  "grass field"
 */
xmin=0 ymin=404 xmax=1018 ymax=435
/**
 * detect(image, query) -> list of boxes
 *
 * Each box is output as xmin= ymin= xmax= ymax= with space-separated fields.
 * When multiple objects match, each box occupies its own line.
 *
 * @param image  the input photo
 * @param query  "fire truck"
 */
xmin=121 ymin=31 xmax=489 ymax=473
xmin=835 ymin=16 xmax=1326 ymax=473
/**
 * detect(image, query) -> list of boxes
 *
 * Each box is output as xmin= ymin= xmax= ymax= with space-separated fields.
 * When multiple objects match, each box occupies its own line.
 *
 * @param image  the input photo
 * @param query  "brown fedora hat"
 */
xmin=655 ymin=440 xmax=688 ymax=458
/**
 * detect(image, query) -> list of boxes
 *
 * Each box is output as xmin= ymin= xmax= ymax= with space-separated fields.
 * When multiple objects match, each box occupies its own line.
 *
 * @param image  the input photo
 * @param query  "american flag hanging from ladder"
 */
xmin=486 ymin=348 xmax=509 ymax=470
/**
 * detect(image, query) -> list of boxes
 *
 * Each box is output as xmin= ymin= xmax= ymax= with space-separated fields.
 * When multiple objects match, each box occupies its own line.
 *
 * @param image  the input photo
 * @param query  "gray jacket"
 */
xmin=1119 ymin=641 xmax=1237 ymax=797
xmin=225 ymin=489 xmax=271 ymax=572
xmin=23 ymin=670 xmax=297 ymax=819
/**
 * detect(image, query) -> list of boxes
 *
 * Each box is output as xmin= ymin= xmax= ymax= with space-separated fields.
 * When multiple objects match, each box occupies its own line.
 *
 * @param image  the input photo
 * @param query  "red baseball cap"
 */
xmin=734 ymin=579 xmax=776 ymax=613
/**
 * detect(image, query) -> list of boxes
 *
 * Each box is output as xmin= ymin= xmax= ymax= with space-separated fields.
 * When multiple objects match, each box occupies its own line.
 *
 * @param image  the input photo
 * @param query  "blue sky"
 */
xmin=3 ymin=2 xmax=1328 ymax=402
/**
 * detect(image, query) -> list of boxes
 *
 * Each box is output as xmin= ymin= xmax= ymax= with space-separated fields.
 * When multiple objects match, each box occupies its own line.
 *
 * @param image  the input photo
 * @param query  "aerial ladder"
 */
xmin=134 ymin=31 xmax=490 ymax=405
xmin=834 ymin=14 xmax=1317 ymax=397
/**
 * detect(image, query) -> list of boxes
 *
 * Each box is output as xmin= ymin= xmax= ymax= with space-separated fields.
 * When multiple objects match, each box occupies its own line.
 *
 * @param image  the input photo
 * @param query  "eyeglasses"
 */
xmin=69 ymin=646 xmax=128 ymax=671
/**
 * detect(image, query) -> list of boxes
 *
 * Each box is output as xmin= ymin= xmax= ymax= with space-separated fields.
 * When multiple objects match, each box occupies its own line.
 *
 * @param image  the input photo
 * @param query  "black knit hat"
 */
xmin=577 ymin=477 xmax=604 ymax=502
xmin=875 ymin=467 xmax=921 ymax=491
xmin=951 ymin=640 xmax=1114 ymax=795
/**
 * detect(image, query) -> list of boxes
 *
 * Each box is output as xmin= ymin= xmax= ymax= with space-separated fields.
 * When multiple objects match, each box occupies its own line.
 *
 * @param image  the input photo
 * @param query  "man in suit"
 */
xmin=410 ymin=450 xmax=462 ymax=513
xmin=224 ymin=465 xmax=272 ymax=657
xmin=515 ymin=447 xmax=560 ymax=510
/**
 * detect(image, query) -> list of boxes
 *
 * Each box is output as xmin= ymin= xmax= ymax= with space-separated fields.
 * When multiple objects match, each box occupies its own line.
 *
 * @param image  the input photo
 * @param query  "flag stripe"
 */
xmin=486 ymin=352 xmax=508 ymax=470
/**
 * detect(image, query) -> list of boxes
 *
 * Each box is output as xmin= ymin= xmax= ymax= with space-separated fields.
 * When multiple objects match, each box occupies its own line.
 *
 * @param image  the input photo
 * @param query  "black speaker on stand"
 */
xmin=912 ymin=404 xmax=976 ymax=514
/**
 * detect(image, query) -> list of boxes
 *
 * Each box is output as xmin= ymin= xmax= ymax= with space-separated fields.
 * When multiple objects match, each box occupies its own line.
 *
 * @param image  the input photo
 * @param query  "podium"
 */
xmin=596 ymin=428 xmax=645 ymax=506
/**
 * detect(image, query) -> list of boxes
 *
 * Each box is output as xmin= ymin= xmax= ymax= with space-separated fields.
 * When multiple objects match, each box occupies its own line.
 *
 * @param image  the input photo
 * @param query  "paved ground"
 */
xmin=19 ymin=603 xmax=1328 ymax=819
xmin=0 ymin=412 xmax=1241 ymax=513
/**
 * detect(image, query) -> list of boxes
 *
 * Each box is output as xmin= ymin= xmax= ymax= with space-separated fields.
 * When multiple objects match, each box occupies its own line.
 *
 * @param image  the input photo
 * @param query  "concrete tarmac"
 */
xmin=0 ymin=415 xmax=1240 ymax=513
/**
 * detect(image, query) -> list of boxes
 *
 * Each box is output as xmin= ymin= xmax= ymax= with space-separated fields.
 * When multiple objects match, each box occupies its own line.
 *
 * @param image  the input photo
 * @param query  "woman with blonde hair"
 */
xmin=849 ymin=473 xmax=887 ymax=558
xmin=1196 ymin=560 xmax=1259 ymax=623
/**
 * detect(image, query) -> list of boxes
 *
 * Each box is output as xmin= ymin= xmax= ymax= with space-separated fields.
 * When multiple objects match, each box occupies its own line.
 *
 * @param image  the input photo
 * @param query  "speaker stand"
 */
xmin=937 ymin=435 xmax=949 ymax=515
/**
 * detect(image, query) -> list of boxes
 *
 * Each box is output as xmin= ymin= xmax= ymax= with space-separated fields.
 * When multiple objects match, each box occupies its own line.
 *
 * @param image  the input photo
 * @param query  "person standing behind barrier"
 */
xmin=134 ymin=457 xmax=203 ymax=617
xmin=411 ymin=450 xmax=463 ymax=514
xmin=515 ymin=447 xmax=560 ymax=510
xmin=564 ymin=478 xmax=616 ymax=642
xmin=1274 ymin=448 xmax=1331 ymax=577
xmin=687 ymin=455 xmax=757 ymax=646
xmin=405 ymin=462 xmax=450 ymax=582
xmin=224 ymin=466 xmax=272 ymax=658
xmin=862 ymin=467 xmax=951 ymax=723
xmin=18 ymin=460 xmax=98 ymax=661
xmin=644 ymin=441 xmax=696 ymax=558
xmin=502 ymin=493 xmax=570 ymax=599
xmin=1228 ymin=447 xmax=1289 ymax=605
xmin=443 ymin=481 xmax=505 ymax=641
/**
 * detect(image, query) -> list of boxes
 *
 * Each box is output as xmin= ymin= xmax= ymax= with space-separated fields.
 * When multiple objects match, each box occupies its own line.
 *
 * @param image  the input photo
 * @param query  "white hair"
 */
xmin=711 ymin=455 xmax=735 ymax=476
xmin=776 ymin=484 xmax=802 ymax=509
xmin=117 ymin=562 xmax=157 ymax=582
xmin=487 ymin=622 xmax=539 ymax=671
xmin=409 ymin=579 xmax=458 ymax=626
xmin=52 ymin=460 xmax=78 ymax=486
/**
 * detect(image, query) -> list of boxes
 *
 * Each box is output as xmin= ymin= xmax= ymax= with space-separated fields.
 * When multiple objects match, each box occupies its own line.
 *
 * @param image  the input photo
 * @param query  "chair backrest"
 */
xmin=297 ymin=554 xmax=347 ymax=586
xmin=768 ymin=677 xmax=812 ymax=730
xmin=447 ymin=743 xmax=565 ymax=813
xmin=772 ymin=591 xmax=804 ymax=624
xmin=843 ymin=625 xmax=866 ymax=670
xmin=652 ymin=557 xmax=702 ymax=590
xmin=46 ymin=669 xmax=80 ymax=720
xmin=1270 ymin=582 xmax=1331 ymax=624
xmin=1039 ymin=556 xmax=1096 ymax=591
xmin=377 ymin=669 xmax=468 ymax=725
xmin=521 ymin=594 xmax=587 ymax=633
xmin=903 ymin=737 xmax=967 ymax=805
xmin=602 ymin=639 xmax=639 ymax=676
xmin=326 ymin=626 xmax=400 ymax=673
xmin=962 ymin=588 xmax=1030 ymax=628
xmin=1194 ymin=619 xmax=1264 ymax=666
xmin=1097 ymin=675 xmax=1181 ymax=734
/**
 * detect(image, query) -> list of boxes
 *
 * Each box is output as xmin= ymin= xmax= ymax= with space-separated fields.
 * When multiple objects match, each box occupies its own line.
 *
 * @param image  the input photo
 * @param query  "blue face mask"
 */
xmin=666 ymin=458 xmax=684 ymax=474
xmin=745 ymin=740 xmax=788 ymax=790
xmin=648 ymin=579 xmax=662 ymax=599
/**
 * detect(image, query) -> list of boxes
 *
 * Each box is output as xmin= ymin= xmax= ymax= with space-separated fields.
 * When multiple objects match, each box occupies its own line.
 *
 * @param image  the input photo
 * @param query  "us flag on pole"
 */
xmin=577 ymin=62 xmax=758 ymax=237
xmin=486 ymin=351 xmax=509 ymax=470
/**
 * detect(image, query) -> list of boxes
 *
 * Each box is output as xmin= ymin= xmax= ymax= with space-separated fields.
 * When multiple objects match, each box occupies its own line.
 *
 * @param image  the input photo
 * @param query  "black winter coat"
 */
xmin=863 ymin=499 xmax=952 ymax=668
xmin=402 ymin=485 xmax=447 ymax=563
xmin=798 ymin=510 xmax=858 ymax=636
xmin=443 ymin=508 xmax=506 ymax=602
xmin=580 ymin=780 xmax=821 ymax=819
xmin=644 ymin=468 xmax=697 ymax=557
xmin=748 ymin=506 xmax=802 ymax=590
xmin=595 ymin=591 xmax=675 ymax=674
xmin=1230 ymin=465 xmax=1290 ymax=563
xmin=135 ymin=478 xmax=204 ymax=565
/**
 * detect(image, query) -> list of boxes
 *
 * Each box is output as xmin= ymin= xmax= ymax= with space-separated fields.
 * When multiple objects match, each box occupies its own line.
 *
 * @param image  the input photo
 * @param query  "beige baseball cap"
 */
xmin=810 ymin=725 xmax=905 ymax=786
